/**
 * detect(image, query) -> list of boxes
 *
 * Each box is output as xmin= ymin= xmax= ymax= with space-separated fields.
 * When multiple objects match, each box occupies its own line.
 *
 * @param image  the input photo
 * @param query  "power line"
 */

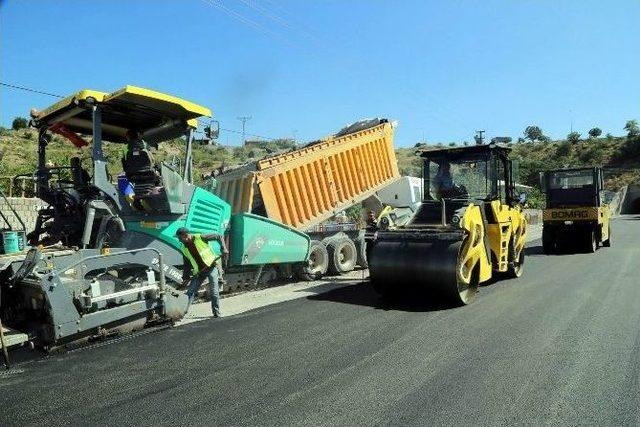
xmin=0 ymin=82 xmax=64 ymax=98
xmin=222 ymin=126 xmax=274 ymax=141
xmin=200 ymin=0 xmax=297 ymax=48
xmin=236 ymin=0 xmax=324 ymax=46
xmin=3 ymin=80 xmax=280 ymax=142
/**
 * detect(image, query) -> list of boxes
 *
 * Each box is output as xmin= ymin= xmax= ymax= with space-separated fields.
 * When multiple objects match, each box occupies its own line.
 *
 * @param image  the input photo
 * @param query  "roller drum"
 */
xmin=368 ymin=239 xmax=477 ymax=305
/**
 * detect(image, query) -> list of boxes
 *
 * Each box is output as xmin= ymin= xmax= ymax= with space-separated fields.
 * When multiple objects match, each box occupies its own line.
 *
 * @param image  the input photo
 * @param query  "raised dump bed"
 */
xmin=214 ymin=119 xmax=399 ymax=231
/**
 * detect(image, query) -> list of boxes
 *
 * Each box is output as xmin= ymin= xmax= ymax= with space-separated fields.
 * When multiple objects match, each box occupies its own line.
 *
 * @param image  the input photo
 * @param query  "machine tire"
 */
xmin=505 ymin=243 xmax=525 ymax=279
xmin=603 ymin=225 xmax=611 ymax=247
xmin=586 ymin=229 xmax=598 ymax=253
xmin=293 ymin=240 xmax=329 ymax=281
xmin=327 ymin=237 xmax=357 ymax=275
xmin=355 ymin=237 xmax=368 ymax=269
xmin=542 ymin=227 xmax=555 ymax=254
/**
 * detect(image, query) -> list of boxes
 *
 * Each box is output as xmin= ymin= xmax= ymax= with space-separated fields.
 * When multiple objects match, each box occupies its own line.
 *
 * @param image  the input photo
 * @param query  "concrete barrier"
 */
xmin=620 ymin=184 xmax=640 ymax=214
xmin=0 ymin=197 xmax=48 ymax=233
xmin=524 ymin=209 xmax=542 ymax=225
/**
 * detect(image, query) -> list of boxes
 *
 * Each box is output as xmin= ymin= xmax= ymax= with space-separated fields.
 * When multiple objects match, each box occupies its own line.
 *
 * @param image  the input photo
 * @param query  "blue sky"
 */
xmin=1 ymin=0 xmax=638 ymax=146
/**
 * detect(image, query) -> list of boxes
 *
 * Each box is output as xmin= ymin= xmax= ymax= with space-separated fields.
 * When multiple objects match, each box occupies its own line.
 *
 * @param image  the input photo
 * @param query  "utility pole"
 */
xmin=237 ymin=116 xmax=252 ymax=146
xmin=570 ymin=109 xmax=573 ymax=133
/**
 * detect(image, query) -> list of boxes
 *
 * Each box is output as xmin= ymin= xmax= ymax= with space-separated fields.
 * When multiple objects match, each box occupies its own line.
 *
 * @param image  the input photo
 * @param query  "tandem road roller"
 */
xmin=366 ymin=143 xmax=528 ymax=305
xmin=541 ymin=167 xmax=611 ymax=254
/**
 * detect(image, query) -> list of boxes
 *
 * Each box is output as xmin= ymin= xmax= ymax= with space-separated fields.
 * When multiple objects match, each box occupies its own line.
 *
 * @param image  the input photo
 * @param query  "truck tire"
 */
xmin=586 ymin=229 xmax=598 ymax=253
xmin=603 ymin=225 xmax=611 ymax=247
xmin=542 ymin=227 xmax=555 ymax=254
xmin=293 ymin=240 xmax=329 ymax=281
xmin=355 ymin=238 xmax=368 ymax=269
xmin=327 ymin=237 xmax=357 ymax=275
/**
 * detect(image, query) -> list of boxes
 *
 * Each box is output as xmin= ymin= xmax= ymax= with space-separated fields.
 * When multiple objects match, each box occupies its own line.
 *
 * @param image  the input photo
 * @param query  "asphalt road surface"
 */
xmin=2 ymin=216 xmax=639 ymax=426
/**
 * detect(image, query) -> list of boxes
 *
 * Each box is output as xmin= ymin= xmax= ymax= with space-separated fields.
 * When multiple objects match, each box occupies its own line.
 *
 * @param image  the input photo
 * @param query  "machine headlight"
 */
xmin=451 ymin=214 xmax=461 ymax=225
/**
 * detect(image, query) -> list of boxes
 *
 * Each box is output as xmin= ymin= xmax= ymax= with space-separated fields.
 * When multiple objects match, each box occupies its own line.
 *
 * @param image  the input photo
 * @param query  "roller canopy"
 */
xmin=32 ymin=86 xmax=212 ymax=144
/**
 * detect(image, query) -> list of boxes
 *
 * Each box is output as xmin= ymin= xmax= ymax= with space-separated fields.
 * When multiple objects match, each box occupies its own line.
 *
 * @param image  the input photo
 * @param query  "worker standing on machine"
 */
xmin=176 ymin=227 xmax=228 ymax=317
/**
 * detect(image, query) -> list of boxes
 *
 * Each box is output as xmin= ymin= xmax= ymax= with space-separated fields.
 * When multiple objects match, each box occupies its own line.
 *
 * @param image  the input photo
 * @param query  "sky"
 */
xmin=0 ymin=0 xmax=638 ymax=147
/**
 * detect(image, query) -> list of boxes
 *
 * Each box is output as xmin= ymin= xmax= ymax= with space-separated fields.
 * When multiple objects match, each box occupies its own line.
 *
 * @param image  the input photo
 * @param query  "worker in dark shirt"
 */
xmin=176 ymin=227 xmax=228 ymax=317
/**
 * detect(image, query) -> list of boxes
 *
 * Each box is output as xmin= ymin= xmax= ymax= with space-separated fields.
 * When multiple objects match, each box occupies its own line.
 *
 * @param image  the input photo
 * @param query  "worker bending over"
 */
xmin=176 ymin=227 xmax=228 ymax=318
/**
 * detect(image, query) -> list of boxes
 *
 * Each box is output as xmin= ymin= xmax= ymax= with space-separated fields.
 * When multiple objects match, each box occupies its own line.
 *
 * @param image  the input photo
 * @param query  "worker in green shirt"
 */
xmin=176 ymin=227 xmax=228 ymax=317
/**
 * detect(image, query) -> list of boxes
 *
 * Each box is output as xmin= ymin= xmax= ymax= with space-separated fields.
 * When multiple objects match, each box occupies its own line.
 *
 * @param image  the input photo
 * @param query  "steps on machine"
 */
xmin=0 ymin=326 xmax=28 ymax=349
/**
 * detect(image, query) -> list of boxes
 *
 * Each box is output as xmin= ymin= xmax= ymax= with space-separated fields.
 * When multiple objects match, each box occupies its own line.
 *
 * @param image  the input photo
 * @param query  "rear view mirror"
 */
xmin=204 ymin=120 xmax=220 ymax=140
xmin=518 ymin=192 xmax=527 ymax=204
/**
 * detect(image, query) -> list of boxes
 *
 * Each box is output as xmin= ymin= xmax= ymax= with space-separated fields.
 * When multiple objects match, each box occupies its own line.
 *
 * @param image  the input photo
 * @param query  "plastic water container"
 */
xmin=1 ymin=231 xmax=19 ymax=254
xmin=16 ymin=231 xmax=26 ymax=251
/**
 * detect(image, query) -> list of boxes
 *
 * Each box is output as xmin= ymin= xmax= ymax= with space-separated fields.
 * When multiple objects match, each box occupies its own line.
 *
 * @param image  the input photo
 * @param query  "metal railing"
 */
xmin=0 ymin=176 xmax=37 ymax=198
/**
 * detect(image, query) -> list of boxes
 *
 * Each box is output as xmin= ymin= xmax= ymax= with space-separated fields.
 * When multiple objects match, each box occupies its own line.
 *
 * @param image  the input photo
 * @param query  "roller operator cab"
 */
xmin=541 ymin=167 xmax=611 ymax=254
xmin=366 ymin=144 xmax=528 ymax=306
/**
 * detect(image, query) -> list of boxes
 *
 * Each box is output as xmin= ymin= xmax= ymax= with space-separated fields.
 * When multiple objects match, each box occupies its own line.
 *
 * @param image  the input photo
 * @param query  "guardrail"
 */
xmin=0 ymin=176 xmax=37 ymax=198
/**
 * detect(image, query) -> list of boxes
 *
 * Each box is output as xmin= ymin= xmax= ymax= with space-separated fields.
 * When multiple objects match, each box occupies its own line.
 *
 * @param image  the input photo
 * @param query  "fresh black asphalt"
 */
xmin=1 ymin=216 xmax=639 ymax=425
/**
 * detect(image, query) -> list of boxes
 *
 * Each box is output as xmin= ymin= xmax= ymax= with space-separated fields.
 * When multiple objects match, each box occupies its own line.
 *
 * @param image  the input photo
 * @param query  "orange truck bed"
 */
xmin=214 ymin=119 xmax=399 ymax=231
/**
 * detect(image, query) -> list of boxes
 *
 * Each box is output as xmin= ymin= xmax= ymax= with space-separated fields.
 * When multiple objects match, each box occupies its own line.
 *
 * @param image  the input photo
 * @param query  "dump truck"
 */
xmin=0 ymin=86 xmax=309 ymax=351
xmin=366 ymin=143 xmax=528 ymax=305
xmin=213 ymin=119 xmax=400 ymax=280
xmin=541 ymin=167 xmax=611 ymax=253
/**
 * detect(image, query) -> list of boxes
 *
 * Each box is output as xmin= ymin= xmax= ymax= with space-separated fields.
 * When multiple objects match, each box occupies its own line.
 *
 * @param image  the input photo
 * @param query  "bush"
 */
xmin=555 ymin=141 xmax=571 ymax=157
xmin=588 ymin=127 xmax=602 ymax=138
xmin=12 ymin=117 xmax=28 ymax=130
xmin=567 ymin=132 xmax=581 ymax=144
xmin=524 ymin=125 xmax=544 ymax=142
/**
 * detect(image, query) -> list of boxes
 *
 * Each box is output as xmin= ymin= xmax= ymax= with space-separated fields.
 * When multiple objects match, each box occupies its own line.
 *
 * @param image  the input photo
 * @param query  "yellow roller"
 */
xmin=366 ymin=144 xmax=528 ymax=306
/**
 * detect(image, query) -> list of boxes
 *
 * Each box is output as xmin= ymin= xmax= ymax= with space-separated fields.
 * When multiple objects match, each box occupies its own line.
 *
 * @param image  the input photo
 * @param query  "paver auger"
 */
xmin=366 ymin=144 xmax=528 ymax=305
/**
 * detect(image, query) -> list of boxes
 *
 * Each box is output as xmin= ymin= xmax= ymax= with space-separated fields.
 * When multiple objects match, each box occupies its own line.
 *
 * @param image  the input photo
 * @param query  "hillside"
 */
xmin=0 ymin=127 xmax=296 ymax=196
xmin=1 ymin=127 xmax=639 ymax=208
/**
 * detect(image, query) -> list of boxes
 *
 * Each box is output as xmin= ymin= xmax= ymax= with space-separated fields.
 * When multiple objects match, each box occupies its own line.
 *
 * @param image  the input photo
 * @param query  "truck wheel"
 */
xmin=327 ymin=237 xmax=357 ymax=275
xmin=355 ymin=238 xmax=368 ymax=269
xmin=542 ymin=228 xmax=555 ymax=254
xmin=293 ymin=240 xmax=329 ymax=281
xmin=586 ymin=230 xmax=597 ymax=253
xmin=603 ymin=225 xmax=611 ymax=247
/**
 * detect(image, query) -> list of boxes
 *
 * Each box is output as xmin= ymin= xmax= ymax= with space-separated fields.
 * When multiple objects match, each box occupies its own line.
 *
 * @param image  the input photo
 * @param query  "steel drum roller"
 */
xmin=368 ymin=239 xmax=478 ymax=305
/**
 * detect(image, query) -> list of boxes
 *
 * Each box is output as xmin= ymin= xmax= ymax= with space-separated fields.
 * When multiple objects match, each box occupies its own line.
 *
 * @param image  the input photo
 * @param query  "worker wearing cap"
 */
xmin=176 ymin=227 xmax=228 ymax=317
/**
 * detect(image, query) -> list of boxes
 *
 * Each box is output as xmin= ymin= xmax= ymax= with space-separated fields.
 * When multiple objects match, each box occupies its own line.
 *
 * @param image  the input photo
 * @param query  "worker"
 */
xmin=176 ymin=227 xmax=228 ymax=317
xmin=433 ymin=161 xmax=467 ymax=200
xmin=433 ymin=161 xmax=454 ymax=199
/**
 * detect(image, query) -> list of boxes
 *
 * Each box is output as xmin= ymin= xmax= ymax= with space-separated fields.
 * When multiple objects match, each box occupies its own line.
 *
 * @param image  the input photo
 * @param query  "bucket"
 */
xmin=1 ymin=231 xmax=19 ymax=254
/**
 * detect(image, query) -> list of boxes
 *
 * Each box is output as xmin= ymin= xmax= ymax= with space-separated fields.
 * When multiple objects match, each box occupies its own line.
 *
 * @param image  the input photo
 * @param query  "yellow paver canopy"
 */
xmin=33 ymin=85 xmax=212 ymax=143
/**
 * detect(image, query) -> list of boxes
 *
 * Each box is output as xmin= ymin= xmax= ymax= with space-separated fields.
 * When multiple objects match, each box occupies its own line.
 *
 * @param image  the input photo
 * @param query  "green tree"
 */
xmin=624 ymin=120 xmax=639 ymax=137
xmin=588 ymin=127 xmax=602 ymax=138
xmin=555 ymin=140 xmax=571 ymax=156
xmin=12 ymin=117 xmax=28 ymax=130
xmin=524 ymin=125 xmax=543 ymax=142
xmin=567 ymin=131 xmax=581 ymax=144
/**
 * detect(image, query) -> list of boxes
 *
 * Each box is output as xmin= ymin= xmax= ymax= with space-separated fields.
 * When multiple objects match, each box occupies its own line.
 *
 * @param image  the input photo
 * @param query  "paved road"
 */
xmin=2 ymin=217 xmax=639 ymax=425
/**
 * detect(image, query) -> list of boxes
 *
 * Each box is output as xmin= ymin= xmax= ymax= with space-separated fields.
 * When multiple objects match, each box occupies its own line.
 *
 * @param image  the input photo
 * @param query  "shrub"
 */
xmin=12 ymin=117 xmax=28 ymax=130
